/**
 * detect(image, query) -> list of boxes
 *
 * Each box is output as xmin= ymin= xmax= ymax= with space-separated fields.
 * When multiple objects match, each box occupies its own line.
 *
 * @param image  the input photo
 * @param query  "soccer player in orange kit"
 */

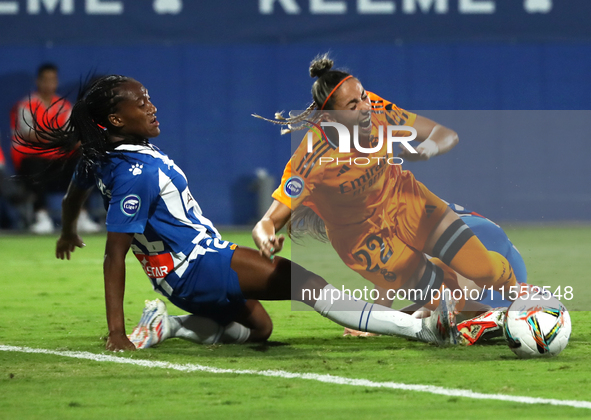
xmin=253 ymin=54 xmax=522 ymax=318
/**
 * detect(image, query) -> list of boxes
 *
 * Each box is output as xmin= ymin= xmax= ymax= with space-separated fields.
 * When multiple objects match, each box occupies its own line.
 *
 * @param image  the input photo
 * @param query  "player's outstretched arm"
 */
xmin=104 ymin=231 xmax=136 ymax=352
xmin=56 ymin=180 xmax=93 ymax=260
xmin=398 ymin=115 xmax=458 ymax=161
xmin=252 ymin=200 xmax=290 ymax=259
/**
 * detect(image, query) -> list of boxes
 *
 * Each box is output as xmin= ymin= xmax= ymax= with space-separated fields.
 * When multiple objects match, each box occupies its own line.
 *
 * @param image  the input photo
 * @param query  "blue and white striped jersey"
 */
xmin=74 ymin=143 xmax=231 ymax=295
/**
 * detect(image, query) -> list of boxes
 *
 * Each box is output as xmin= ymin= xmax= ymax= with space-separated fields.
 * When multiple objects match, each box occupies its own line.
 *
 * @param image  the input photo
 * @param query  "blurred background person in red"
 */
xmin=10 ymin=63 xmax=100 ymax=234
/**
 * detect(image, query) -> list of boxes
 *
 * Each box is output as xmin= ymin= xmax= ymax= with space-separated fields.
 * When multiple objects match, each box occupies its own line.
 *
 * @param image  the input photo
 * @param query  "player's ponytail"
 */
xmin=252 ymin=53 xmax=352 ymax=134
xmin=251 ymin=102 xmax=317 ymax=135
xmin=15 ymin=74 xmax=133 ymax=168
xmin=13 ymin=97 xmax=78 ymax=160
xmin=287 ymin=205 xmax=329 ymax=243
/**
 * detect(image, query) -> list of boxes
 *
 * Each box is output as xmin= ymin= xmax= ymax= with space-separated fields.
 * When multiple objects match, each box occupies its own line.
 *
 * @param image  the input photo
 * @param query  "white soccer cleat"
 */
xmin=128 ymin=299 xmax=171 ymax=349
xmin=418 ymin=296 xmax=458 ymax=346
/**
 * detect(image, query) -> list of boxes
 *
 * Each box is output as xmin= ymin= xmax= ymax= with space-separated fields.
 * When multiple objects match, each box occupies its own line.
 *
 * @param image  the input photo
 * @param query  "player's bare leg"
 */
xmin=128 ymin=299 xmax=264 ymax=348
xmin=231 ymin=247 xmax=458 ymax=345
xmin=231 ymin=299 xmax=273 ymax=342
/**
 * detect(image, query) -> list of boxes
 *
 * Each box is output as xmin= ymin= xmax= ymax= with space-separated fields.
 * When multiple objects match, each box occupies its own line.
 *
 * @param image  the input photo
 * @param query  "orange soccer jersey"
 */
xmin=273 ymin=91 xmax=449 ymax=293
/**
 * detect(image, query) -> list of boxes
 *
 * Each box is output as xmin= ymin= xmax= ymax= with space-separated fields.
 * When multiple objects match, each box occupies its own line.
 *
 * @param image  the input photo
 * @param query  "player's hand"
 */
xmin=258 ymin=234 xmax=285 ymax=259
xmin=106 ymin=331 xmax=136 ymax=352
xmin=398 ymin=147 xmax=428 ymax=161
xmin=56 ymin=233 xmax=86 ymax=260
xmin=398 ymin=139 xmax=439 ymax=162
xmin=343 ymin=327 xmax=380 ymax=337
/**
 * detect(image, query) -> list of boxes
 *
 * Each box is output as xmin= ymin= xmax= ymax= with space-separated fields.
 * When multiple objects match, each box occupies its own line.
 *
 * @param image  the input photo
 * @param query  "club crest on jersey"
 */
xmin=284 ymin=176 xmax=304 ymax=198
xmin=130 ymin=163 xmax=143 ymax=176
xmin=121 ymin=195 xmax=141 ymax=217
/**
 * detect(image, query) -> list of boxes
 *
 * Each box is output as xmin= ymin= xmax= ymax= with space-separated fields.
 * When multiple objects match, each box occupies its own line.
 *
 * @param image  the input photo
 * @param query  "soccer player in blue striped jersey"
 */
xmin=21 ymin=75 xmax=460 ymax=351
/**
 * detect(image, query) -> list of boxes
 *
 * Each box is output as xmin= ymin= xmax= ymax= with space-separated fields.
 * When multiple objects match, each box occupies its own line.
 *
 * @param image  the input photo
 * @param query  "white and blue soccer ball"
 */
xmin=503 ymin=295 xmax=571 ymax=358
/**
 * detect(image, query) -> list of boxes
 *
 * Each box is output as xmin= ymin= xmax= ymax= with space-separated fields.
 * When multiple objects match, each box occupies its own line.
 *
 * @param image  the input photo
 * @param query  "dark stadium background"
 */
xmin=1 ymin=0 xmax=589 ymax=225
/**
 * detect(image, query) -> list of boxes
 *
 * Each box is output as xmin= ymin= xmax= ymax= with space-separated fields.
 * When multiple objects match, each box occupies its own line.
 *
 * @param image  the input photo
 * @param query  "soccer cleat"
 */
xmin=128 ymin=299 xmax=171 ymax=349
xmin=457 ymin=308 xmax=507 ymax=345
xmin=417 ymin=296 xmax=458 ymax=346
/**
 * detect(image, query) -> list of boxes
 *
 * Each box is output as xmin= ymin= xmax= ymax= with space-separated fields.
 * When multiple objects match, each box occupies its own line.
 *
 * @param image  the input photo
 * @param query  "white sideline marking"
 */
xmin=1 ymin=344 xmax=590 ymax=410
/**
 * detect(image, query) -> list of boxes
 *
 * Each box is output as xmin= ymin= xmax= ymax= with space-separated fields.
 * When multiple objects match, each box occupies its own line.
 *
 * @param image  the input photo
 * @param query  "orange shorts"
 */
xmin=327 ymin=170 xmax=447 ymax=292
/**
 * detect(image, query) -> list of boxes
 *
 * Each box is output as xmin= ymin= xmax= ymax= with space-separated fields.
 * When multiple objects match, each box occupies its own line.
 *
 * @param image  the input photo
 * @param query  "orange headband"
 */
xmin=320 ymin=75 xmax=353 ymax=110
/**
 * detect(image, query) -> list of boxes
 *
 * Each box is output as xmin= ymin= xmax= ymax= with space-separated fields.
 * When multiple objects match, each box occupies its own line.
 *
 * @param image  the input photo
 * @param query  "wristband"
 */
xmin=417 ymin=139 xmax=439 ymax=159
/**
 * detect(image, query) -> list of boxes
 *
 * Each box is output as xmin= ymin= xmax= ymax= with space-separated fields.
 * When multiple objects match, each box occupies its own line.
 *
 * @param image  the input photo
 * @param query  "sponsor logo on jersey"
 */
xmin=284 ymin=176 xmax=304 ymax=198
xmin=121 ymin=195 xmax=141 ymax=217
xmin=136 ymin=253 xmax=174 ymax=280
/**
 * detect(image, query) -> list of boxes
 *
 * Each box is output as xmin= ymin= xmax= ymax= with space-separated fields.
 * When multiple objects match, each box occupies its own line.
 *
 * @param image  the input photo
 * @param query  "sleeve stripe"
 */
xmin=301 ymin=143 xmax=331 ymax=178
xmin=296 ymin=139 xmax=325 ymax=173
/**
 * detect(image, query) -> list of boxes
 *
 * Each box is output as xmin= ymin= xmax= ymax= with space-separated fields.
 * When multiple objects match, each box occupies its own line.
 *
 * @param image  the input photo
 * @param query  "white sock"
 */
xmin=313 ymin=284 xmax=423 ymax=340
xmin=167 ymin=315 xmax=251 ymax=344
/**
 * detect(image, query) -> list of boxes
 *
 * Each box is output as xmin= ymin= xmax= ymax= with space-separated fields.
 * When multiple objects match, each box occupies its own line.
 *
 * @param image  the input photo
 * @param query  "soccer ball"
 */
xmin=503 ymin=295 xmax=571 ymax=358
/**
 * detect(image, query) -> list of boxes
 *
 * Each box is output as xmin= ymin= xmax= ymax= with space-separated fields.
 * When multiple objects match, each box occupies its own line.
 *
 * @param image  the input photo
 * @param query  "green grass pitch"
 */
xmin=1 ymin=226 xmax=590 ymax=419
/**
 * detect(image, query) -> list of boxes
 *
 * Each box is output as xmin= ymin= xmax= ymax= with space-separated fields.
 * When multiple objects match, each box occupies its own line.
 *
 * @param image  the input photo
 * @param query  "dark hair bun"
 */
xmin=310 ymin=54 xmax=334 ymax=78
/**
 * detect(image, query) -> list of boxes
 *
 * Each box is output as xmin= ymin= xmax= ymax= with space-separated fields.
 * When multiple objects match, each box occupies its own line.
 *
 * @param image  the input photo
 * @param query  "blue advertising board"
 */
xmin=0 ymin=0 xmax=589 ymax=45
xmin=0 ymin=1 xmax=590 ymax=224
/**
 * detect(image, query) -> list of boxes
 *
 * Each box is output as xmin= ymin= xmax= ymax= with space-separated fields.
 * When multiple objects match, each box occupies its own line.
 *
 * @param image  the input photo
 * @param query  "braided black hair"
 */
xmin=15 ymin=75 xmax=138 ymax=169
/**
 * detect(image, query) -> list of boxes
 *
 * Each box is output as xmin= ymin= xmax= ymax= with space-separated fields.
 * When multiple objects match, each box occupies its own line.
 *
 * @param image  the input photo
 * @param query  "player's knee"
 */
xmin=261 ymin=319 xmax=273 ymax=341
xmin=252 ymin=317 xmax=273 ymax=342
xmin=461 ymin=255 xmax=499 ymax=286
xmin=462 ymin=268 xmax=497 ymax=287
